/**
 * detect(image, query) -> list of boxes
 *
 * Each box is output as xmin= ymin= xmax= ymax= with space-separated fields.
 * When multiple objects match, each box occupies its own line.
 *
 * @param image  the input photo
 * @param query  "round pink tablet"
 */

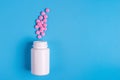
xmin=35 ymin=25 xmax=39 ymax=29
xmin=39 ymin=24 xmax=43 ymax=28
xmin=36 ymin=30 xmax=40 ymax=34
xmin=39 ymin=16 xmax=43 ymax=20
xmin=37 ymin=22 xmax=42 ymax=27
xmin=41 ymin=32 xmax=45 ymax=36
xmin=45 ymin=8 xmax=50 ymax=13
xmin=44 ymin=15 xmax=48 ymax=19
xmin=36 ymin=19 xmax=40 ymax=23
xmin=40 ymin=21 xmax=44 ymax=24
xmin=40 ymin=28 xmax=44 ymax=32
xmin=43 ymin=19 xmax=47 ymax=23
xmin=41 ymin=11 xmax=46 ymax=15
xmin=37 ymin=35 xmax=42 ymax=39
xmin=44 ymin=27 xmax=47 ymax=31
xmin=43 ymin=23 xmax=47 ymax=27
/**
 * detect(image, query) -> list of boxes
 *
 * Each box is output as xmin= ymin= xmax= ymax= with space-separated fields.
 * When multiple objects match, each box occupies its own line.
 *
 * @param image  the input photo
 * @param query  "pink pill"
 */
xmin=43 ymin=19 xmax=47 ymax=23
xmin=39 ymin=24 xmax=43 ymax=28
xmin=35 ymin=25 xmax=39 ymax=29
xmin=40 ymin=28 xmax=44 ymax=32
xmin=44 ymin=15 xmax=48 ymax=19
xmin=39 ymin=16 xmax=43 ymax=20
xmin=36 ymin=19 xmax=40 ymax=23
xmin=37 ymin=24 xmax=42 ymax=28
xmin=45 ymin=8 xmax=50 ymax=13
xmin=40 ymin=21 xmax=44 ymax=24
xmin=41 ymin=11 xmax=46 ymax=15
xmin=37 ymin=22 xmax=42 ymax=27
xmin=44 ymin=27 xmax=47 ymax=31
xmin=43 ymin=23 xmax=47 ymax=27
xmin=41 ymin=32 xmax=45 ymax=36
xmin=37 ymin=35 xmax=42 ymax=39
xmin=36 ymin=30 xmax=40 ymax=34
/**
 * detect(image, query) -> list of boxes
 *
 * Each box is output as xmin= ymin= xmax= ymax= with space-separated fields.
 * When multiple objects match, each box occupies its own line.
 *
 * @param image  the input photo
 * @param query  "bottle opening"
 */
xmin=33 ymin=41 xmax=48 ymax=48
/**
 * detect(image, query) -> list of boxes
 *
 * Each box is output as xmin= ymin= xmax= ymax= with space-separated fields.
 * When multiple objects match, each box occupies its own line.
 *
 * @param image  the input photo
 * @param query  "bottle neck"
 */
xmin=33 ymin=41 xmax=48 ymax=49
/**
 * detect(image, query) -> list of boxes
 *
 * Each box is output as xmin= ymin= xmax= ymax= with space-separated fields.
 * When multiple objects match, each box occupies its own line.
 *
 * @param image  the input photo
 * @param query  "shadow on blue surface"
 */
xmin=24 ymin=41 xmax=33 ymax=71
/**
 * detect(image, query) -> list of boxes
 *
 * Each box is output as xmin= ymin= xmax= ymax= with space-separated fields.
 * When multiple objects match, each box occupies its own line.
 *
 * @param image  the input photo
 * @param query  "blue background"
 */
xmin=0 ymin=0 xmax=120 ymax=80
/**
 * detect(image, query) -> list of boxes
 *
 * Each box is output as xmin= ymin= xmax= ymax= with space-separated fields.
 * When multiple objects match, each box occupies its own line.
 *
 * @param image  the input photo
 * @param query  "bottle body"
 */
xmin=31 ymin=41 xmax=50 ymax=76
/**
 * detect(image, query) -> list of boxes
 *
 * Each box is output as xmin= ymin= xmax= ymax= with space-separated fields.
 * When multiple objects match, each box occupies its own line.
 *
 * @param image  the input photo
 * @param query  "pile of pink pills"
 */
xmin=35 ymin=8 xmax=50 ymax=39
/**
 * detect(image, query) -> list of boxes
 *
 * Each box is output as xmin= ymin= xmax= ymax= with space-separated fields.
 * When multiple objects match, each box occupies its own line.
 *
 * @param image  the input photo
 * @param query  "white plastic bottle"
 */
xmin=31 ymin=41 xmax=50 ymax=76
